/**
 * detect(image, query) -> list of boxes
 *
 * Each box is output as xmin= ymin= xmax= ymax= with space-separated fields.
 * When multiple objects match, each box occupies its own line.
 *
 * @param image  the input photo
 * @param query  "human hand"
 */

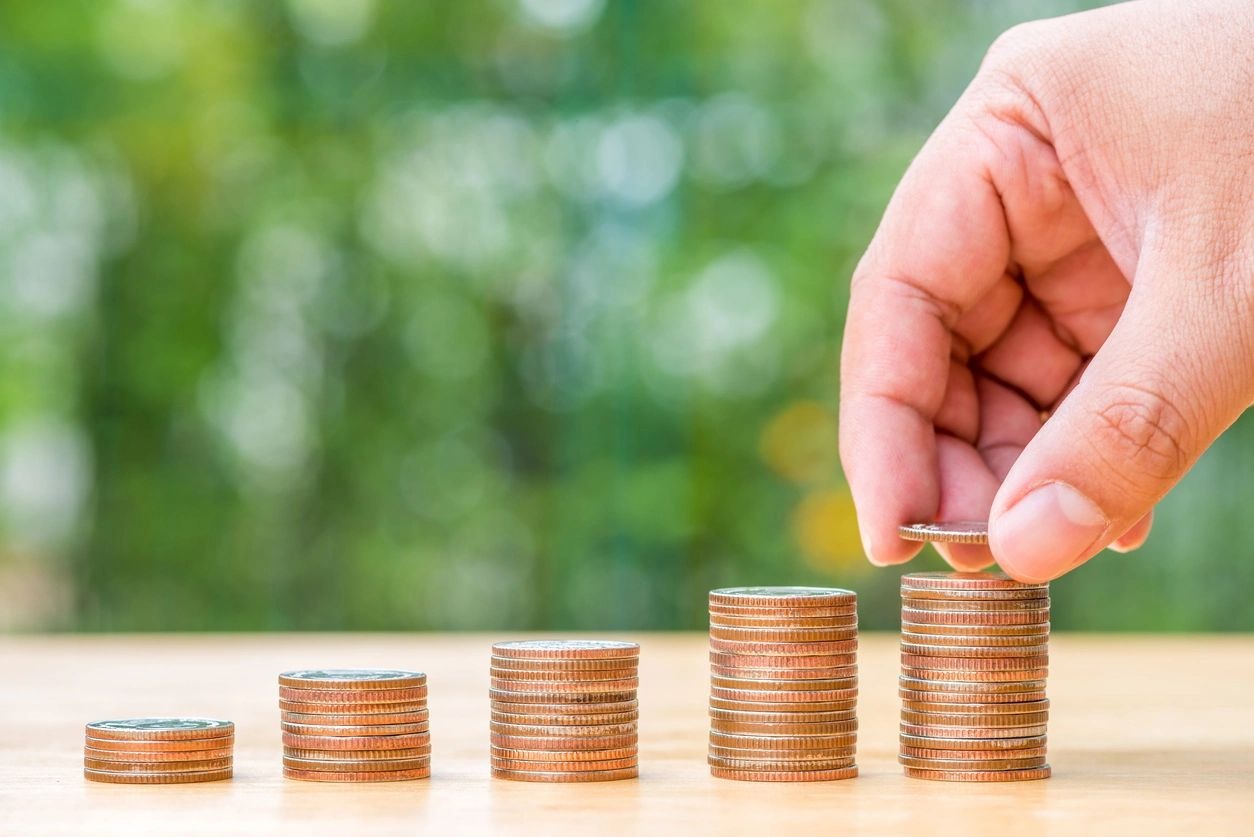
xmin=838 ymin=0 xmax=1254 ymax=582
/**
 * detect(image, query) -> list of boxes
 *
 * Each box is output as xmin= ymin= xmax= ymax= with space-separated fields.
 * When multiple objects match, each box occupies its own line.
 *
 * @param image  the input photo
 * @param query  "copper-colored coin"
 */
xmin=489 ymin=698 xmax=639 ymax=715
xmin=900 ymin=722 xmax=1048 ymax=739
xmin=902 ymin=597 xmax=1048 ymax=612
xmin=898 ymin=586 xmax=1050 ymax=601
xmin=901 ymin=709 xmax=1049 ymax=727
xmin=278 ymin=669 xmax=426 ymax=690
xmin=278 ymin=685 xmax=427 ymax=704
xmin=902 ymin=608 xmax=1048 ymax=627
xmin=901 ymin=571 xmax=1046 ymax=591
xmin=489 ymin=688 xmax=636 ymax=705
xmin=283 ymin=766 xmax=430 ymax=782
xmin=489 ymin=655 xmax=638 ymax=672
xmin=708 ymin=745 xmax=857 ymax=761
xmin=278 ymin=699 xmax=424 ymax=715
xmin=489 ymin=667 xmax=638 ymax=682
xmin=901 ymin=630 xmax=1048 ymax=648
xmin=903 ymin=765 xmax=1051 ymax=782
xmin=708 ymin=587 xmax=856 ymax=608
xmin=282 ymin=732 xmax=430 ymax=750
xmin=490 ymin=734 xmax=636 ymax=751
xmin=900 ymin=666 xmax=1048 ymax=683
xmin=285 ymin=746 xmax=431 ymax=760
xmin=491 ymin=757 xmax=637 ymax=772
xmin=902 ymin=698 xmax=1049 ymax=715
xmin=282 ymin=721 xmax=428 ymax=736
xmin=900 ymin=653 xmax=1049 ymax=671
xmin=710 ymin=719 xmax=858 ymax=736
xmin=491 ymin=640 xmax=639 ymax=660
xmin=489 ymin=677 xmax=639 ymax=693
xmin=710 ymin=765 xmax=858 ymax=782
xmin=899 ymin=745 xmax=1048 ymax=760
xmin=710 ymin=686 xmax=857 ymax=704
xmin=83 ymin=746 xmax=233 ymax=763
xmin=899 ymin=733 xmax=1046 ymax=751
xmin=708 ymin=626 xmax=859 ymax=643
xmin=898 ymin=754 xmax=1047 ymax=770
xmin=83 ymin=756 xmax=232 ymax=773
xmin=709 ymin=608 xmax=858 ymax=622
xmin=900 ymin=687 xmax=1047 ymax=704
xmin=902 ymin=621 xmax=1050 ymax=637
xmin=491 ymin=710 xmax=638 ymax=727
xmin=83 ymin=736 xmax=235 ymax=753
xmin=84 ymin=719 xmax=234 ymax=742
xmin=898 ymin=522 xmax=988 ymax=544
xmin=709 ymin=639 xmax=858 ymax=656
xmin=709 ymin=708 xmax=858 ymax=724
xmin=900 ymin=676 xmax=1046 ymax=694
xmin=900 ymin=642 xmax=1049 ymax=659
xmin=492 ymin=766 xmax=638 ymax=782
xmin=283 ymin=756 xmax=430 ymax=772
xmin=84 ymin=767 xmax=233 ymax=784
xmin=709 ymin=731 xmax=857 ymax=750
xmin=708 ymin=756 xmax=855 ymax=771
xmin=489 ymin=722 xmax=637 ymax=738
xmin=708 ymin=614 xmax=857 ymax=629
xmin=281 ymin=710 xmax=428 ymax=726
xmin=490 ymin=746 xmax=637 ymax=762
xmin=710 ymin=675 xmax=857 ymax=692
xmin=711 ymin=664 xmax=858 ymax=681
xmin=709 ymin=652 xmax=858 ymax=670
xmin=710 ymin=697 xmax=857 ymax=714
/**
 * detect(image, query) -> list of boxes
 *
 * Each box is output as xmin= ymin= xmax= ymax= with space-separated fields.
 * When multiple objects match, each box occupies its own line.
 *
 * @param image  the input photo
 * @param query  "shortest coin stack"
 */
xmin=84 ymin=718 xmax=234 ymax=784
xmin=490 ymin=640 xmax=640 ymax=782
xmin=279 ymin=669 xmax=430 ymax=782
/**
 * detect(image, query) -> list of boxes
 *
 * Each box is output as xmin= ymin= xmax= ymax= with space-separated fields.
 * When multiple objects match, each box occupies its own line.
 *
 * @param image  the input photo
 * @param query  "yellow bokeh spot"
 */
xmin=759 ymin=400 xmax=840 ymax=485
xmin=792 ymin=487 xmax=868 ymax=575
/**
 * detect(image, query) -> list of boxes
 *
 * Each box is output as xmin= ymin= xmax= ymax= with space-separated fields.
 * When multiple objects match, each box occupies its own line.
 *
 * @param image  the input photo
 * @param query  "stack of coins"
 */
xmin=898 ymin=571 xmax=1051 ymax=781
xmin=83 ymin=718 xmax=234 ymax=784
xmin=707 ymin=587 xmax=859 ymax=782
xmin=489 ymin=640 xmax=640 ymax=782
xmin=279 ymin=669 xmax=430 ymax=782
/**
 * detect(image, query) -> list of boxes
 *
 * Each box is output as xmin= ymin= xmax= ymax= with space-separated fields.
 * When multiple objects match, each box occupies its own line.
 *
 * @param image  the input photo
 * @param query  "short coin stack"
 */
xmin=707 ymin=587 xmax=859 ymax=781
xmin=490 ymin=640 xmax=640 ymax=782
xmin=899 ymin=571 xmax=1051 ymax=781
xmin=83 ymin=718 xmax=234 ymax=784
xmin=279 ymin=669 xmax=431 ymax=782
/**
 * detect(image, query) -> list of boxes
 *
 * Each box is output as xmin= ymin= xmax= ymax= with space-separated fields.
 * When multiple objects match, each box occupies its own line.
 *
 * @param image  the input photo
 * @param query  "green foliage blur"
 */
xmin=0 ymin=0 xmax=1249 ymax=633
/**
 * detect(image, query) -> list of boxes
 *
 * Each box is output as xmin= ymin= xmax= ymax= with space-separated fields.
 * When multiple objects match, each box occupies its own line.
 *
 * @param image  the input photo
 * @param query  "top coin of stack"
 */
xmin=83 ymin=718 xmax=234 ymax=784
xmin=490 ymin=640 xmax=640 ymax=783
xmin=279 ymin=669 xmax=430 ymax=782
xmin=707 ymin=587 xmax=859 ymax=782
xmin=898 ymin=570 xmax=1051 ymax=782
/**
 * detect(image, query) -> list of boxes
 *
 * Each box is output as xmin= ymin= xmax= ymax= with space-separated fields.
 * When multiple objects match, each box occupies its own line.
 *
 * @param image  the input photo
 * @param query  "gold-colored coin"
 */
xmin=899 ymin=722 xmax=1048 ymax=739
xmin=710 ymin=766 xmax=858 ymax=782
xmin=711 ymin=664 xmax=858 ymax=682
xmin=899 ymin=675 xmax=1046 ymax=694
xmin=709 ymin=639 xmax=857 ymax=656
xmin=710 ymin=719 xmax=857 ymax=736
xmin=899 ymin=755 xmax=1047 ymax=770
xmin=902 ymin=621 xmax=1049 ymax=637
xmin=83 ymin=746 xmax=233 ymax=763
xmin=709 ymin=697 xmax=857 ymax=714
xmin=488 ymin=721 xmax=637 ymax=738
xmin=708 ymin=731 xmax=857 ymax=750
xmin=710 ymin=686 xmax=857 ymax=704
xmin=489 ymin=667 xmax=638 ymax=682
xmin=900 ymin=631 xmax=1048 ymax=648
xmin=489 ymin=733 xmax=637 ymax=751
xmin=83 ymin=735 xmax=235 ymax=753
xmin=901 ymin=597 xmax=1049 ymax=612
xmin=901 ymin=709 xmax=1049 ymax=727
xmin=489 ymin=688 xmax=636 ymax=705
xmin=489 ymin=655 xmax=638 ymax=672
xmin=488 ymin=698 xmax=638 ymax=715
xmin=490 ymin=746 xmax=638 ymax=762
xmin=901 ymin=699 xmax=1049 ymax=715
xmin=900 ymin=687 xmax=1047 ymax=704
xmin=900 ymin=642 xmax=1049 ymax=659
xmin=490 ymin=710 xmax=639 ymax=727
xmin=277 ymin=685 xmax=427 ymax=704
xmin=281 ymin=710 xmax=428 ymax=725
xmin=709 ymin=652 xmax=857 ymax=669
xmin=491 ymin=756 xmax=636 ymax=772
xmin=899 ymin=653 xmax=1048 ymax=671
xmin=278 ymin=699 xmax=425 ymax=715
xmin=281 ymin=721 xmax=428 ymax=736
xmin=708 ymin=627 xmax=858 ymax=643
xmin=900 ymin=570 xmax=1046 ymax=592
xmin=83 ymin=757 xmax=232 ymax=773
xmin=898 ymin=744 xmax=1048 ymax=760
xmin=708 ymin=756 xmax=855 ymax=771
xmin=897 ymin=523 xmax=989 ymax=545
xmin=492 ymin=767 xmax=638 ymax=782
xmin=709 ymin=614 xmax=857 ymax=629
xmin=281 ymin=732 xmax=430 ymax=750
xmin=282 ymin=756 xmax=430 ymax=772
xmin=707 ymin=745 xmax=857 ymax=761
xmin=903 ymin=765 xmax=1051 ymax=782
xmin=900 ymin=666 xmax=1048 ymax=683
xmin=898 ymin=733 xmax=1046 ymax=751
xmin=708 ymin=708 xmax=857 ymax=724
xmin=84 ymin=767 xmax=233 ymax=784
xmin=284 ymin=746 xmax=431 ymax=760
xmin=283 ymin=766 xmax=430 ymax=782
xmin=902 ymin=608 xmax=1048 ymax=626
xmin=710 ymin=675 xmax=857 ymax=692
xmin=488 ymin=677 xmax=639 ymax=693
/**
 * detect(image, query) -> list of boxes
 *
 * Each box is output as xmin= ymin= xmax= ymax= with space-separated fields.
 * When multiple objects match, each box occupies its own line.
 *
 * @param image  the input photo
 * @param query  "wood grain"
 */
xmin=3 ymin=633 xmax=1252 ymax=835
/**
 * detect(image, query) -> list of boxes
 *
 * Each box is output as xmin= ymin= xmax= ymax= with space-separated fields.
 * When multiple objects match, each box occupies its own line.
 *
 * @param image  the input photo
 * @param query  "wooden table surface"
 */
xmin=3 ymin=633 xmax=1252 ymax=835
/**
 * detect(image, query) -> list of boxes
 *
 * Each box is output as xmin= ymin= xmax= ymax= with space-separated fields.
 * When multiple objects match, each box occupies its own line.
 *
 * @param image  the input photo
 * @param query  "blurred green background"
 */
xmin=0 ymin=0 xmax=1249 ymax=633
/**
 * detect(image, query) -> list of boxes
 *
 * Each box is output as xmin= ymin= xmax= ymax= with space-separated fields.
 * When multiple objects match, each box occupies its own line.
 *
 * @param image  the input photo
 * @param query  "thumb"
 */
xmin=989 ymin=259 xmax=1253 ymax=583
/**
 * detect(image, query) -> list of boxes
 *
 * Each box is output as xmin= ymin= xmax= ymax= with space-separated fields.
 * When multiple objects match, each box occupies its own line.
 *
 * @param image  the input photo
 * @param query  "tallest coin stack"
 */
xmin=898 ymin=572 xmax=1051 ymax=781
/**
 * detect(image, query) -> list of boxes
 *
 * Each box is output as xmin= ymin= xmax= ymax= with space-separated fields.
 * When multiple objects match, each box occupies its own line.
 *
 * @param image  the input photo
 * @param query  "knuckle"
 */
xmin=981 ymin=21 xmax=1051 ymax=73
xmin=1089 ymin=385 xmax=1193 ymax=488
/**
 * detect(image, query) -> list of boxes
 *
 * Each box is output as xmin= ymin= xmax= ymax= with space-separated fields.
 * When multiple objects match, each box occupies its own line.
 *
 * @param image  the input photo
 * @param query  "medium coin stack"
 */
xmin=279 ymin=669 xmax=431 ymax=782
xmin=899 ymin=571 xmax=1051 ymax=782
xmin=490 ymin=640 xmax=640 ymax=782
xmin=83 ymin=718 xmax=234 ymax=784
xmin=707 ymin=587 xmax=859 ymax=782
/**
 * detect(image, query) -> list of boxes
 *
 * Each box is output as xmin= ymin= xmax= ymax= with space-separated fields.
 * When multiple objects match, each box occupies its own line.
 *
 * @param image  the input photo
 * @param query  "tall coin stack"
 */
xmin=707 ymin=587 xmax=859 ymax=782
xmin=490 ymin=640 xmax=640 ymax=782
xmin=83 ymin=718 xmax=234 ymax=784
xmin=899 ymin=572 xmax=1051 ymax=781
xmin=279 ymin=669 xmax=431 ymax=782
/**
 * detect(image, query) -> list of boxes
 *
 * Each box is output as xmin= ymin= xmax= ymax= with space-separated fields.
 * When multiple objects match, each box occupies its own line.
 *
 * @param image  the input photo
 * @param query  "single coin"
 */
xmin=710 ymin=766 xmax=858 ymax=782
xmin=900 ymin=667 xmax=1049 ymax=683
xmin=285 ymin=746 xmax=431 ymax=760
xmin=489 ymin=722 xmax=637 ymax=738
xmin=898 ymin=754 xmax=1047 ymax=770
xmin=709 ymin=652 xmax=858 ymax=670
xmin=83 ymin=757 xmax=232 ymax=773
xmin=283 ymin=766 xmax=429 ymax=782
xmin=491 ymin=756 xmax=637 ymax=772
xmin=708 ymin=627 xmax=858 ymax=643
xmin=902 ymin=609 xmax=1049 ymax=627
xmin=489 ymin=689 xmax=636 ymax=705
xmin=711 ymin=665 xmax=858 ymax=681
xmin=708 ymin=614 xmax=858 ymax=629
xmin=899 ymin=745 xmax=1048 ymax=760
xmin=489 ymin=667 xmax=638 ymax=682
xmin=278 ymin=685 xmax=427 ymax=704
xmin=84 ymin=719 xmax=234 ymax=742
xmin=278 ymin=669 xmax=426 ymax=690
xmin=898 ymin=522 xmax=988 ymax=544
xmin=710 ymin=697 xmax=857 ymax=714
xmin=281 ymin=721 xmax=428 ymax=737
xmin=83 ymin=746 xmax=233 ymax=763
xmin=899 ymin=733 xmax=1046 ymax=752
xmin=491 ymin=746 xmax=638 ymax=762
xmin=491 ymin=640 xmax=639 ymax=660
xmin=281 ymin=710 xmax=428 ymax=726
xmin=489 ymin=655 xmax=638 ymax=672
xmin=710 ymin=675 xmax=857 ymax=692
xmin=900 ymin=571 xmax=1046 ymax=592
xmin=901 ymin=597 xmax=1049 ymax=613
xmin=708 ymin=745 xmax=857 ymax=761
xmin=709 ymin=708 xmax=858 ymax=724
xmin=900 ymin=642 xmax=1049 ymax=659
xmin=84 ymin=734 xmax=236 ymax=753
xmin=709 ymin=639 xmax=857 ymax=656
xmin=900 ymin=653 xmax=1048 ymax=671
xmin=900 ymin=723 xmax=1048 ymax=739
xmin=709 ymin=732 xmax=857 ymax=751
xmin=900 ymin=688 xmax=1048 ymax=705
xmin=901 ymin=699 xmax=1049 ymax=715
xmin=710 ymin=720 xmax=857 ymax=736
xmin=282 ymin=732 xmax=430 ymax=750
xmin=492 ymin=767 xmax=638 ymax=782
xmin=708 ymin=587 xmax=857 ymax=608
xmin=901 ymin=630 xmax=1048 ymax=648
xmin=901 ymin=709 xmax=1049 ymax=727
xmin=489 ymin=698 xmax=639 ymax=715
xmin=84 ymin=767 xmax=233 ymax=784
xmin=488 ymin=677 xmax=639 ymax=693
xmin=278 ymin=699 xmax=425 ymax=715
xmin=899 ymin=676 xmax=1046 ymax=694
xmin=282 ymin=756 xmax=430 ymax=772
xmin=709 ymin=756 xmax=855 ymax=772
xmin=490 ymin=734 xmax=637 ymax=751
xmin=710 ymin=686 xmax=857 ymax=704
xmin=903 ymin=765 xmax=1051 ymax=782
xmin=902 ymin=621 xmax=1050 ymax=637
xmin=708 ymin=606 xmax=858 ymax=620
xmin=491 ymin=710 xmax=639 ymax=727
xmin=897 ymin=586 xmax=1050 ymax=602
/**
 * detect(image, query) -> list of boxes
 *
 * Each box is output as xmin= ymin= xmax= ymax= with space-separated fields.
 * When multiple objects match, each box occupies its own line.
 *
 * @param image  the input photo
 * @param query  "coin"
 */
xmin=897 ymin=586 xmax=1050 ymax=601
xmin=903 ymin=765 xmax=1051 ymax=782
xmin=492 ymin=767 xmax=638 ymax=782
xmin=900 ymin=653 xmax=1048 ymax=671
xmin=708 ymin=627 xmax=859 ymax=642
xmin=278 ymin=700 xmax=423 ymax=716
xmin=710 ymin=686 xmax=858 ymax=704
xmin=902 ymin=608 xmax=1049 ymax=626
xmin=708 ymin=756 xmax=856 ymax=771
xmin=902 ymin=621 xmax=1050 ymax=637
xmin=278 ymin=670 xmax=426 ymax=690
xmin=491 ymin=640 xmax=639 ymax=660
xmin=900 ymin=723 xmax=1048 ymax=739
xmin=709 ymin=639 xmax=858 ymax=656
xmin=901 ymin=667 xmax=1048 ymax=683
xmin=708 ymin=708 xmax=858 ymax=724
xmin=278 ymin=685 xmax=428 ymax=703
xmin=900 ymin=631 xmax=1048 ymax=648
xmin=282 ymin=732 xmax=430 ymax=750
xmin=282 ymin=756 xmax=430 ymax=772
xmin=708 ymin=587 xmax=857 ymax=608
xmin=708 ymin=745 xmax=857 ymax=761
xmin=900 ymin=709 xmax=1049 ymax=727
xmin=709 ymin=697 xmax=857 ymax=714
xmin=710 ymin=766 xmax=858 ymax=782
xmin=709 ymin=732 xmax=858 ymax=750
xmin=489 ymin=722 xmax=638 ymax=738
xmin=900 ymin=688 xmax=1048 ymax=704
xmin=490 ymin=699 xmax=638 ymax=716
xmin=900 ymin=642 xmax=1050 ymax=658
xmin=83 ymin=747 xmax=234 ymax=763
xmin=488 ymin=688 xmax=636 ymax=705
xmin=84 ymin=719 xmax=234 ymax=742
xmin=898 ymin=521 xmax=989 ymax=544
xmin=898 ymin=755 xmax=1047 ymax=770
xmin=491 ymin=757 xmax=637 ymax=772
xmin=898 ymin=745 xmax=1049 ymax=760
xmin=283 ymin=766 xmax=430 ymax=782
xmin=899 ymin=676 xmax=1046 ymax=694
xmin=284 ymin=747 xmax=431 ymax=760
xmin=83 ymin=736 xmax=235 ymax=753
xmin=489 ymin=667 xmax=638 ymax=682
xmin=489 ymin=734 xmax=636 ymax=751
xmin=488 ymin=677 xmax=639 ymax=693
xmin=490 ymin=711 xmax=639 ymax=727
xmin=709 ymin=652 xmax=858 ymax=669
xmin=710 ymin=720 xmax=858 ymax=736
xmin=281 ymin=710 xmax=428 ymax=726
xmin=708 ymin=614 xmax=858 ymax=628
xmin=901 ymin=699 xmax=1049 ymax=715
xmin=490 ymin=746 xmax=638 ymax=762
xmin=710 ymin=665 xmax=858 ymax=681
xmin=903 ymin=597 xmax=1049 ymax=613
xmin=899 ymin=733 xmax=1047 ymax=751
xmin=709 ymin=676 xmax=857 ymax=692
xmin=489 ymin=656 xmax=638 ymax=672
xmin=83 ymin=757 xmax=233 ymax=773
xmin=281 ymin=721 xmax=428 ymax=736
xmin=900 ymin=571 xmax=1045 ymax=591
xmin=84 ymin=767 xmax=233 ymax=784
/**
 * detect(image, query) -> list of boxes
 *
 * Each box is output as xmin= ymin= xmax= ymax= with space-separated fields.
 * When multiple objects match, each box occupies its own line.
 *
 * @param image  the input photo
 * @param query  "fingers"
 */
xmin=1109 ymin=510 xmax=1153 ymax=554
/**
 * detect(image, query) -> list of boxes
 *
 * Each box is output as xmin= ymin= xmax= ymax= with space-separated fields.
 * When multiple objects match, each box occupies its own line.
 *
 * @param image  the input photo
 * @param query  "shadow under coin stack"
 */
xmin=707 ymin=587 xmax=859 ymax=782
xmin=899 ymin=571 xmax=1051 ymax=781
xmin=490 ymin=640 xmax=640 ymax=782
xmin=83 ymin=718 xmax=234 ymax=784
xmin=279 ymin=669 xmax=431 ymax=782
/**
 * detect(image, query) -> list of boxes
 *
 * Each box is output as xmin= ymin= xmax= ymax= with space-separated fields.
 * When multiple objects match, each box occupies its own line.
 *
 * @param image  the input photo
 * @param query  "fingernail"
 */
xmin=992 ymin=482 xmax=1108 ymax=582
xmin=862 ymin=532 xmax=886 ymax=567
